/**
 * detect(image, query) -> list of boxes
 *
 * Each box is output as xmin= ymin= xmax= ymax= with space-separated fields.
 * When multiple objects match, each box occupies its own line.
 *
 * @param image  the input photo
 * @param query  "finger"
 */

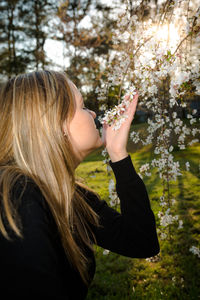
xmin=132 ymin=92 xmax=139 ymax=101
xmin=126 ymin=97 xmax=139 ymax=121
xmin=124 ymin=94 xmax=130 ymax=100
xmin=103 ymin=123 xmax=110 ymax=131
xmin=128 ymin=94 xmax=138 ymax=113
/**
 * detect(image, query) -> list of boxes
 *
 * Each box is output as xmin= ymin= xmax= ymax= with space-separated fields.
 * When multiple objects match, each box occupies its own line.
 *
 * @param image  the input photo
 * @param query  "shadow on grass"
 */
xmin=173 ymin=174 xmax=200 ymax=300
xmin=86 ymin=251 xmax=134 ymax=300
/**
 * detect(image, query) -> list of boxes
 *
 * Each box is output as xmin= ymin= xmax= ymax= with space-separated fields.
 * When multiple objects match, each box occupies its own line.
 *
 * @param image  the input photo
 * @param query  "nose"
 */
xmin=89 ymin=110 xmax=96 ymax=119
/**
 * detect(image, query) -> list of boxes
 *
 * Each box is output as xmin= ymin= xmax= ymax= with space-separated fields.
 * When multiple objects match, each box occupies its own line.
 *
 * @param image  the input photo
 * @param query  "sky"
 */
xmin=44 ymin=39 xmax=68 ymax=70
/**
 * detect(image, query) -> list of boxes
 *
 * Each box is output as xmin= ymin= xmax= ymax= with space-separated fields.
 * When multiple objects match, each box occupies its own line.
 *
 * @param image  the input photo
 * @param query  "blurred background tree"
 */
xmin=1 ymin=0 xmax=198 ymax=118
xmin=0 ymin=0 xmax=122 ymax=112
xmin=56 ymin=0 xmax=119 ymax=112
xmin=0 ymin=0 xmax=56 ymax=80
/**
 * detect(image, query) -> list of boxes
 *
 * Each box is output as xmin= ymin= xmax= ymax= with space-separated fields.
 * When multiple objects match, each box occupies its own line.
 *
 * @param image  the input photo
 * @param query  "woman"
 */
xmin=0 ymin=70 xmax=159 ymax=299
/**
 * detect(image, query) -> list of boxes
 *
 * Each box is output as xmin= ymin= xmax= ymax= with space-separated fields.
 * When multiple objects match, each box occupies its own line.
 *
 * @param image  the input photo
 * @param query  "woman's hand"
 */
xmin=101 ymin=93 xmax=139 ymax=162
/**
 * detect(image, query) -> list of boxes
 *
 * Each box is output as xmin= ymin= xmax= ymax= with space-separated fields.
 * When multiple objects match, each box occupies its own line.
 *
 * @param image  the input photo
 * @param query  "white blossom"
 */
xmin=139 ymin=163 xmax=150 ymax=173
xmin=158 ymin=209 xmax=179 ymax=227
xmin=103 ymin=249 xmax=110 ymax=255
xmin=185 ymin=161 xmax=190 ymax=171
xmin=99 ymin=92 xmax=137 ymax=130
xmin=130 ymin=131 xmax=140 ymax=143
xmin=160 ymin=232 xmax=167 ymax=240
xmin=108 ymin=179 xmax=119 ymax=206
xmin=188 ymin=139 xmax=199 ymax=146
xmin=171 ymin=198 xmax=176 ymax=205
xmin=190 ymin=118 xmax=197 ymax=125
xmin=189 ymin=246 xmax=200 ymax=258
xmin=178 ymin=220 xmax=183 ymax=229
xmin=179 ymin=144 xmax=186 ymax=150
xmin=192 ymin=109 xmax=197 ymax=115
xmin=102 ymin=148 xmax=108 ymax=157
xmin=192 ymin=128 xmax=199 ymax=136
xmin=107 ymin=165 xmax=112 ymax=172
xmin=138 ymin=173 xmax=143 ymax=179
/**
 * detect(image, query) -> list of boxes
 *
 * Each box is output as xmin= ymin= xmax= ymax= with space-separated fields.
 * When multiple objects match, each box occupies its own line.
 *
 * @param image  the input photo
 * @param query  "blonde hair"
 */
xmin=0 ymin=70 xmax=99 ymax=285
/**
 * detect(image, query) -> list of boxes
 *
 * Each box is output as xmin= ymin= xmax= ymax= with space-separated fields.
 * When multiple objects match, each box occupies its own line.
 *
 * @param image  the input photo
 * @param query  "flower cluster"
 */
xmin=108 ymin=179 xmax=120 ymax=207
xmin=146 ymin=253 xmax=161 ymax=262
xmin=138 ymin=163 xmax=151 ymax=178
xmin=99 ymin=0 xmax=200 ymax=256
xmin=171 ymin=276 xmax=185 ymax=288
xmin=158 ymin=208 xmax=179 ymax=227
xmin=99 ymin=89 xmax=137 ymax=130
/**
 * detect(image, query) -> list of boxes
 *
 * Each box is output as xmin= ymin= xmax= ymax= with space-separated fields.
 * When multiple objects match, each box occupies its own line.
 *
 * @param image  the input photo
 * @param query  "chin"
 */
xmin=96 ymin=137 xmax=103 ymax=148
xmin=87 ymin=140 xmax=103 ymax=155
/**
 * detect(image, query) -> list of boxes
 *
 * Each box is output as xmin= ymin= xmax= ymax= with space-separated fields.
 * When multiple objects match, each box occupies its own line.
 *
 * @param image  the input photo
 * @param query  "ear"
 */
xmin=62 ymin=120 xmax=68 ymax=136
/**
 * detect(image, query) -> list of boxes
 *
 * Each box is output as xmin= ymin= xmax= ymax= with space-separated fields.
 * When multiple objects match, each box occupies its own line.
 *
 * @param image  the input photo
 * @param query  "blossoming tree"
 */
xmin=98 ymin=0 xmax=200 ymax=258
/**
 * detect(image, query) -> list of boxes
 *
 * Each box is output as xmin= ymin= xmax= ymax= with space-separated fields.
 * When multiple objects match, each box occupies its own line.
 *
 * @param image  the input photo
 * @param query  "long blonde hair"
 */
xmin=0 ymin=70 xmax=100 ymax=285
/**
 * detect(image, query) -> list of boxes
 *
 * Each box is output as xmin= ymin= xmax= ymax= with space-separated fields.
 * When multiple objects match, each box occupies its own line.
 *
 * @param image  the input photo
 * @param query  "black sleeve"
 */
xmin=0 ymin=186 xmax=68 ymax=299
xmin=87 ymin=155 xmax=160 ymax=258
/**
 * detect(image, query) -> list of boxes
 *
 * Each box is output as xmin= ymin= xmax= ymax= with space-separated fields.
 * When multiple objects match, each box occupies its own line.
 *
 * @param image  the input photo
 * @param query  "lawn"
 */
xmin=76 ymin=122 xmax=200 ymax=300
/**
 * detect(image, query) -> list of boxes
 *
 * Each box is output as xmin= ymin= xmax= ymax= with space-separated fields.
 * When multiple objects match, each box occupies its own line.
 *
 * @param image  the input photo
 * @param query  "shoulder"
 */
xmin=9 ymin=176 xmax=56 ymax=238
xmin=0 ymin=179 xmax=67 ymax=298
xmin=12 ymin=176 xmax=48 ymax=212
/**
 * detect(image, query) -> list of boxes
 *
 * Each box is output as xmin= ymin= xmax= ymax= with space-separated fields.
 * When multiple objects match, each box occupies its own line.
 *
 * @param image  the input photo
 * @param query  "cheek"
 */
xmin=69 ymin=112 xmax=86 ymax=132
xmin=75 ymin=113 xmax=95 ymax=133
xmin=69 ymin=115 xmax=95 ymax=144
xmin=68 ymin=115 xmax=102 ymax=156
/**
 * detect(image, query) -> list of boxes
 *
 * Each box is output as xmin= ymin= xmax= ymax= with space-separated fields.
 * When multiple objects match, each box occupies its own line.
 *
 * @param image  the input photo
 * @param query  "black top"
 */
xmin=0 ymin=155 xmax=159 ymax=299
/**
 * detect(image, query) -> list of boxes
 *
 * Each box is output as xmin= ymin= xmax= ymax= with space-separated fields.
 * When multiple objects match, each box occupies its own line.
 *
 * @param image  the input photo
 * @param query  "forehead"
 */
xmin=68 ymin=80 xmax=83 ymax=104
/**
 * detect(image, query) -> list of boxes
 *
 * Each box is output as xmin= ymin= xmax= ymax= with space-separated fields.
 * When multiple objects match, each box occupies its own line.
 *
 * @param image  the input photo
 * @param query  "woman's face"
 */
xmin=65 ymin=82 xmax=103 ymax=165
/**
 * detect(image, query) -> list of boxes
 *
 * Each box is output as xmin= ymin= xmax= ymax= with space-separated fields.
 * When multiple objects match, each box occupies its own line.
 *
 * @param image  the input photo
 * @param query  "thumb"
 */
xmin=101 ymin=123 xmax=108 ymax=146
xmin=127 ymin=93 xmax=139 ymax=120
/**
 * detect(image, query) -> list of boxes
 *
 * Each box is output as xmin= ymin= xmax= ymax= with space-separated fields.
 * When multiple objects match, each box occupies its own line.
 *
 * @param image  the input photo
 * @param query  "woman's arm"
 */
xmin=86 ymin=155 xmax=160 ymax=258
xmin=89 ymin=91 xmax=159 ymax=257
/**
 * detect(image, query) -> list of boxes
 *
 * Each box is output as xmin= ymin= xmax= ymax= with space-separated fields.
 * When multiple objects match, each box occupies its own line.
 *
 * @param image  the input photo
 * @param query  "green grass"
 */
xmin=76 ymin=122 xmax=200 ymax=300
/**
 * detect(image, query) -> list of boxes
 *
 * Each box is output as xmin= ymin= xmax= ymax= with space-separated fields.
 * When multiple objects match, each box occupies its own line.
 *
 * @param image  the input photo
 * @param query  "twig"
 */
xmin=118 ymin=35 xmax=153 ymax=100
xmin=173 ymin=32 xmax=191 ymax=55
